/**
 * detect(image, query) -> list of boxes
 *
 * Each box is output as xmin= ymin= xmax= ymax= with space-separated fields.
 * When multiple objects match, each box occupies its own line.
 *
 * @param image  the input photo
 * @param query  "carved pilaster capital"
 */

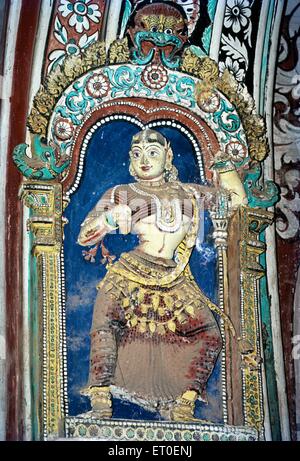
xmin=240 ymin=206 xmax=273 ymax=278
xmin=211 ymin=213 xmax=229 ymax=247
xmin=19 ymin=180 xmax=63 ymax=255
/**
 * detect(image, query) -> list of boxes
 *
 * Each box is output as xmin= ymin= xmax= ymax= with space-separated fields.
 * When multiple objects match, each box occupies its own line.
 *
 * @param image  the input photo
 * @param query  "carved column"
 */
xmin=240 ymin=206 xmax=273 ymax=436
xmin=211 ymin=204 xmax=231 ymax=425
xmin=20 ymin=181 xmax=67 ymax=440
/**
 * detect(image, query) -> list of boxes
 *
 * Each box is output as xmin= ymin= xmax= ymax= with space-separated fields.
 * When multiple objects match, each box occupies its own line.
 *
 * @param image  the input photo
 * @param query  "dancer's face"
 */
xmin=130 ymin=140 xmax=167 ymax=180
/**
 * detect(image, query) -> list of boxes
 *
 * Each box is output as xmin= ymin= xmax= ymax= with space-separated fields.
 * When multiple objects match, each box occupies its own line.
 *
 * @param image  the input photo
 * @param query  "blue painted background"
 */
xmin=64 ymin=121 xmax=223 ymax=423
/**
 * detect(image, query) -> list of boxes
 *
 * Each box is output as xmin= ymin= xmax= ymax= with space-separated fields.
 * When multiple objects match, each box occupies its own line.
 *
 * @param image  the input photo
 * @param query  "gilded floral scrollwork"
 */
xmin=181 ymin=49 xmax=219 ymax=84
xmin=33 ymin=86 xmax=56 ymax=117
xmin=46 ymin=66 xmax=70 ymax=98
xmin=27 ymin=39 xmax=107 ymax=136
xmin=108 ymin=37 xmax=130 ymax=64
xmin=182 ymin=48 xmax=269 ymax=165
xmin=82 ymin=40 xmax=106 ymax=69
xmin=27 ymin=108 xmax=49 ymax=136
xmin=216 ymin=70 xmax=269 ymax=162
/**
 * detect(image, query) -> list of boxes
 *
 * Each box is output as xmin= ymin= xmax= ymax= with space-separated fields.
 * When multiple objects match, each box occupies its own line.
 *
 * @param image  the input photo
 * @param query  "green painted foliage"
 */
xmin=208 ymin=0 xmax=218 ymax=21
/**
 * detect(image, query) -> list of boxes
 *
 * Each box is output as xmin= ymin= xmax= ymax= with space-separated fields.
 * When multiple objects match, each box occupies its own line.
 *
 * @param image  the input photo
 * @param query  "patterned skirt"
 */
xmin=87 ymin=249 xmax=222 ymax=410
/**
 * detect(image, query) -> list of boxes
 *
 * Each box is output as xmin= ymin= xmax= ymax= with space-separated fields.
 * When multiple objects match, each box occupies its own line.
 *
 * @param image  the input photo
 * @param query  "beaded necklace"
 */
xmin=129 ymin=182 xmax=183 ymax=233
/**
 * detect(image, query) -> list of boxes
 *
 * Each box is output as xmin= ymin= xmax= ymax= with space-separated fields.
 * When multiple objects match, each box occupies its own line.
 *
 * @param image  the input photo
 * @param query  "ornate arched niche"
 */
xmin=13 ymin=2 xmax=278 ymax=441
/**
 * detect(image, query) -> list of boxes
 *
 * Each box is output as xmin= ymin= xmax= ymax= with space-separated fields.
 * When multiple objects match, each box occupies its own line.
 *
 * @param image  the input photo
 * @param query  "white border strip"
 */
xmin=0 ymin=0 xmax=22 ymax=441
xmin=22 ymin=1 xmax=54 ymax=440
xmin=209 ymin=0 xmax=226 ymax=63
xmin=253 ymin=0 xmax=271 ymax=108
xmin=264 ymin=0 xmax=291 ymax=442
xmin=103 ymin=0 xmax=123 ymax=51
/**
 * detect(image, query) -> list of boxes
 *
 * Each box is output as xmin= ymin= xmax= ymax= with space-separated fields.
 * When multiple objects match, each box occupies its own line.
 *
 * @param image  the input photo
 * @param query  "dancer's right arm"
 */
xmin=77 ymin=187 xmax=132 ymax=246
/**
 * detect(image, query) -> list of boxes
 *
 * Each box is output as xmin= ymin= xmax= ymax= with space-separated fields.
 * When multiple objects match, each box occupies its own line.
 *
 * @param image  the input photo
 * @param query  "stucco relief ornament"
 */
xmin=108 ymin=37 xmax=130 ymax=64
xmin=86 ymin=73 xmax=110 ymax=98
xmin=128 ymin=2 xmax=188 ymax=69
xmin=77 ymin=129 xmax=246 ymax=422
xmin=181 ymin=51 xmax=219 ymax=84
xmin=196 ymin=88 xmax=220 ymax=113
xmin=12 ymin=135 xmax=70 ymax=180
xmin=54 ymin=117 xmax=74 ymax=141
xmin=58 ymin=0 xmax=101 ymax=34
xmin=225 ymin=141 xmax=247 ymax=163
xmin=141 ymin=63 xmax=168 ymax=90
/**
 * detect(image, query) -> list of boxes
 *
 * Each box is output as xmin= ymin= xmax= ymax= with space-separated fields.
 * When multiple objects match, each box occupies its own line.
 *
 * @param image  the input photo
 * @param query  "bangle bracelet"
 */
xmin=104 ymin=212 xmax=118 ymax=229
xmin=213 ymin=159 xmax=234 ymax=168
xmin=216 ymin=166 xmax=236 ymax=174
xmin=213 ymin=160 xmax=236 ymax=173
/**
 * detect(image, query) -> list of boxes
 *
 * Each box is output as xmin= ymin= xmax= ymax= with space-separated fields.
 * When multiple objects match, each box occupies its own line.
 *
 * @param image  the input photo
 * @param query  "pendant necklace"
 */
xmin=129 ymin=183 xmax=182 ymax=233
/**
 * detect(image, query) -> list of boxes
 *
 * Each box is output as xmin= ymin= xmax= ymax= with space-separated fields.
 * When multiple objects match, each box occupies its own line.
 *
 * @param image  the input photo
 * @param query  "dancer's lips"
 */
xmin=141 ymin=165 xmax=151 ymax=171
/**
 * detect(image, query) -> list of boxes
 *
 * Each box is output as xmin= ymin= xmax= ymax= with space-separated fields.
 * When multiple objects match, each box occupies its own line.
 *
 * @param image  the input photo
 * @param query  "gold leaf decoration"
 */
xmin=185 ymin=305 xmax=195 ymax=317
xmin=33 ymin=86 xmax=56 ymax=116
xmin=167 ymin=320 xmax=176 ymax=332
xmin=164 ymin=295 xmax=173 ymax=309
xmin=108 ymin=37 xmax=130 ymax=64
xmin=248 ymin=140 xmax=269 ymax=162
xmin=140 ymin=304 xmax=148 ymax=314
xmin=130 ymin=315 xmax=138 ymax=327
xmin=152 ymin=293 xmax=160 ymax=310
xmin=138 ymin=321 xmax=147 ymax=333
xmin=181 ymin=49 xmax=218 ymax=83
xmin=83 ymin=40 xmax=106 ymax=69
xmin=128 ymin=282 xmax=137 ymax=293
xmin=122 ymin=298 xmax=130 ymax=308
xmin=181 ymin=48 xmax=201 ymax=75
xmin=216 ymin=68 xmax=239 ymax=101
xmin=157 ymin=324 xmax=165 ymax=335
xmin=149 ymin=322 xmax=156 ymax=334
xmin=158 ymin=307 xmax=165 ymax=317
xmin=243 ymin=114 xmax=265 ymax=136
xmin=122 ymin=298 xmax=130 ymax=309
xmin=195 ymin=80 xmax=213 ymax=97
xmin=63 ymin=55 xmax=85 ymax=80
xmin=198 ymin=57 xmax=219 ymax=83
xmin=177 ymin=313 xmax=187 ymax=324
xmin=27 ymin=40 xmax=107 ymax=135
xmin=46 ymin=66 xmax=69 ymax=97
xmin=174 ymin=299 xmax=183 ymax=308
xmin=137 ymin=289 xmax=145 ymax=304
xmin=188 ymin=52 xmax=269 ymax=164
xmin=27 ymin=108 xmax=48 ymax=136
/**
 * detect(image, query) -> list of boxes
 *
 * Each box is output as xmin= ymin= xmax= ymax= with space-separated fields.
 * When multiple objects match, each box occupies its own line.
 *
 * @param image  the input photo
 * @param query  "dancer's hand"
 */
xmin=110 ymin=205 xmax=132 ymax=234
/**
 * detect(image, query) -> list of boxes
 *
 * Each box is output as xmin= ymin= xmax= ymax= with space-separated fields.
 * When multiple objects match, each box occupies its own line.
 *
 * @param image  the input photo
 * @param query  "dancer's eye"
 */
xmin=149 ymin=151 xmax=158 ymax=157
xmin=132 ymin=151 xmax=140 ymax=158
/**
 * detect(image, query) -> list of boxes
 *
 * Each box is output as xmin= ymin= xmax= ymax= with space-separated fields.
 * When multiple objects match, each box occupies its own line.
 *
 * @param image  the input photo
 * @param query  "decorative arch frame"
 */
xmin=16 ymin=48 xmax=274 ymax=441
xmin=48 ymin=64 xmax=248 ymax=191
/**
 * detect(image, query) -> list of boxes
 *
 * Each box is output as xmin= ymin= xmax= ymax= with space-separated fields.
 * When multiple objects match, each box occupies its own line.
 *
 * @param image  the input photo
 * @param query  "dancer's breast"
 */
xmin=133 ymin=214 xmax=192 ymax=259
